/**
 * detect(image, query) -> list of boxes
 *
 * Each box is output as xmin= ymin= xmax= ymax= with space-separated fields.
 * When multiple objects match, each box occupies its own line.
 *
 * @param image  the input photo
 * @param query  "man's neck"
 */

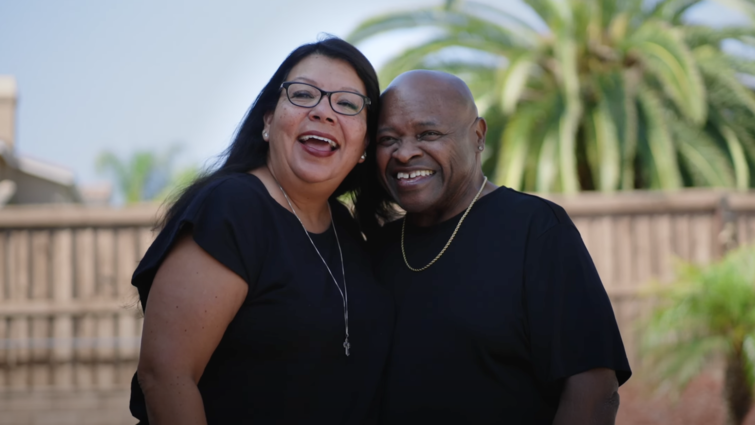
xmin=406 ymin=174 xmax=496 ymax=228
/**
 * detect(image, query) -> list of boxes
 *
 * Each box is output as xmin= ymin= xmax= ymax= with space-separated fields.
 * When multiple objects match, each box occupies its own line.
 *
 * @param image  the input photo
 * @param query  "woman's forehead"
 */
xmin=287 ymin=55 xmax=365 ymax=93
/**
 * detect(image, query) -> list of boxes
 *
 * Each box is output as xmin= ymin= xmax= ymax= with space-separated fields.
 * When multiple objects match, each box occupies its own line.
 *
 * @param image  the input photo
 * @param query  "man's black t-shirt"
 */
xmin=373 ymin=186 xmax=631 ymax=425
xmin=129 ymin=173 xmax=394 ymax=424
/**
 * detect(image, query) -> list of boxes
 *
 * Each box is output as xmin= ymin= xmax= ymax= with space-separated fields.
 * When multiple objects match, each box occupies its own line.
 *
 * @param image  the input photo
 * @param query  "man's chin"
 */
xmin=395 ymin=197 xmax=434 ymax=215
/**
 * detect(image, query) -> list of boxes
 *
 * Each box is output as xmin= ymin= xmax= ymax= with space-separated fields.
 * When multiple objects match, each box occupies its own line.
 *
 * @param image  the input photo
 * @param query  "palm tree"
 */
xmin=348 ymin=0 xmax=755 ymax=193
xmin=96 ymin=145 xmax=191 ymax=204
xmin=642 ymin=244 xmax=755 ymax=425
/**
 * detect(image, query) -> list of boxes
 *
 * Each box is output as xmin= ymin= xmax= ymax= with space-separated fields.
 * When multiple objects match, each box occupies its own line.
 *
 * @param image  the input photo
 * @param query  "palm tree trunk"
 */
xmin=724 ymin=346 xmax=753 ymax=425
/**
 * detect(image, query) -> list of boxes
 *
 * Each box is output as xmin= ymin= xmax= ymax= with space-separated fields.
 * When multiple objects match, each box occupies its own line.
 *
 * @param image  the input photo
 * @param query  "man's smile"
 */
xmin=391 ymin=168 xmax=437 ymax=188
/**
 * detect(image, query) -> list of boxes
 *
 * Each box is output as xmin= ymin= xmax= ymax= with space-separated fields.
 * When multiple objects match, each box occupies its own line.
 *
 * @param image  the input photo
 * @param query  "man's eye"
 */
xmin=418 ymin=131 xmax=442 ymax=140
xmin=378 ymin=136 xmax=397 ymax=146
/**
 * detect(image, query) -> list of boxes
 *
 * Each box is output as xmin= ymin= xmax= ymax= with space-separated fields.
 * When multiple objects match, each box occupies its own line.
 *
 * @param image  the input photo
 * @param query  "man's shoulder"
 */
xmin=485 ymin=187 xmax=573 ymax=234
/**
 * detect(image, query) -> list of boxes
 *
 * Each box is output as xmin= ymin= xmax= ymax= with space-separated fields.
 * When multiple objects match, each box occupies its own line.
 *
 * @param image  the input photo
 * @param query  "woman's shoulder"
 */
xmin=133 ymin=173 xmax=270 ymax=297
xmin=191 ymin=172 xmax=269 ymax=210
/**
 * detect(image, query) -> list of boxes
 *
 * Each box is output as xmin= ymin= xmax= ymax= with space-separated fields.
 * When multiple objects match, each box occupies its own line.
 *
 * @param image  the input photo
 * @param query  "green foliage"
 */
xmin=348 ymin=0 xmax=755 ymax=193
xmin=96 ymin=145 xmax=197 ymax=204
xmin=642 ymin=244 xmax=755 ymax=422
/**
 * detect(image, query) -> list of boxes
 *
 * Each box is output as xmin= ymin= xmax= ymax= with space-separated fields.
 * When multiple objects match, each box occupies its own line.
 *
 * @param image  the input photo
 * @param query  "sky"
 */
xmin=0 ymin=0 xmax=749 ymax=188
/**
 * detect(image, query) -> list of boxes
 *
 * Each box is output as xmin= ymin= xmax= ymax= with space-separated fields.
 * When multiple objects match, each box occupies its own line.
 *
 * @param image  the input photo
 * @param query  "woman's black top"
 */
xmin=129 ymin=173 xmax=394 ymax=424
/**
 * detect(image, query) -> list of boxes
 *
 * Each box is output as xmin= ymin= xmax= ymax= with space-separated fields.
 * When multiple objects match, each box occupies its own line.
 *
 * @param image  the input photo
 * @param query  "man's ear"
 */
xmin=475 ymin=117 xmax=488 ymax=144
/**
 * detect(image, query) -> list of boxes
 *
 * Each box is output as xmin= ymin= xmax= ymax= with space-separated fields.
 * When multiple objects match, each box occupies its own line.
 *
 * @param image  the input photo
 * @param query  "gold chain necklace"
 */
xmin=401 ymin=176 xmax=488 ymax=272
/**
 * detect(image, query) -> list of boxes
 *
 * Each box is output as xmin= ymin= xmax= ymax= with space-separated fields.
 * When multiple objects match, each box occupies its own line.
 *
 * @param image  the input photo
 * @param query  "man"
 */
xmin=372 ymin=70 xmax=631 ymax=425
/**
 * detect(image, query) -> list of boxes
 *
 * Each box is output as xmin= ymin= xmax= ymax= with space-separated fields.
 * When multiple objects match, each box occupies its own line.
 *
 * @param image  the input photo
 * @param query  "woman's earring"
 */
xmin=360 ymin=151 xmax=367 ymax=162
xmin=262 ymin=131 xmax=269 ymax=141
xmin=478 ymin=145 xmax=484 ymax=151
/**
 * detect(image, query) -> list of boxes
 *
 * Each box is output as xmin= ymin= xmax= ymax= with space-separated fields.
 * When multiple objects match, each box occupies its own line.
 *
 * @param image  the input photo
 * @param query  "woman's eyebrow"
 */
xmin=291 ymin=76 xmax=363 ymax=94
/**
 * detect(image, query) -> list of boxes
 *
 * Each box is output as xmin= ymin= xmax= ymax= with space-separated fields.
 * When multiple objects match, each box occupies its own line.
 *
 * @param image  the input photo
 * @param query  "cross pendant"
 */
xmin=343 ymin=338 xmax=351 ymax=356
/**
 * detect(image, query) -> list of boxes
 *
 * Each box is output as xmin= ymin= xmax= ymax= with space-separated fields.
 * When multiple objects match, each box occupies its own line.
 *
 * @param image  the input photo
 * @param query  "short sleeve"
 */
xmin=524 ymin=223 xmax=632 ymax=386
xmin=132 ymin=177 xmax=264 ymax=309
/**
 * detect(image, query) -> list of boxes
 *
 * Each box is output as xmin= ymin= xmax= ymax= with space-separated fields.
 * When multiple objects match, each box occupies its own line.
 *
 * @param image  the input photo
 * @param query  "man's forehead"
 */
xmin=378 ymin=116 xmax=443 ymax=133
xmin=379 ymin=94 xmax=467 ymax=132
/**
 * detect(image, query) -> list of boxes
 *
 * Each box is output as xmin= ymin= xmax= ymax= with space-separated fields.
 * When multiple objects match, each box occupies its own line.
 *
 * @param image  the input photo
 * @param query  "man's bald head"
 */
xmin=382 ymin=70 xmax=478 ymax=120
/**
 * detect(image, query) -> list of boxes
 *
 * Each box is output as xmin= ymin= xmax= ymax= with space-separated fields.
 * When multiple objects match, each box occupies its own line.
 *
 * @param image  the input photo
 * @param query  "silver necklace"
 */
xmin=275 ymin=182 xmax=350 ymax=357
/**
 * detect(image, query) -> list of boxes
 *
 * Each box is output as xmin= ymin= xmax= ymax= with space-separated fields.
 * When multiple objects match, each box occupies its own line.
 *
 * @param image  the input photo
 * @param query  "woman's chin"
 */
xmin=291 ymin=165 xmax=349 ymax=186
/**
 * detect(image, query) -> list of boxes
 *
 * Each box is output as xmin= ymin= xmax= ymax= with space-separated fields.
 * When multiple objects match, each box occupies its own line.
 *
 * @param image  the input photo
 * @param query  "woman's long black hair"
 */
xmin=161 ymin=36 xmax=395 ymax=239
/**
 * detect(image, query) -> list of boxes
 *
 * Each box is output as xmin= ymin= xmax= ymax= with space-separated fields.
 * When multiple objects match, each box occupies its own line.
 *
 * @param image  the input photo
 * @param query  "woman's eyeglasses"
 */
xmin=280 ymin=82 xmax=371 ymax=116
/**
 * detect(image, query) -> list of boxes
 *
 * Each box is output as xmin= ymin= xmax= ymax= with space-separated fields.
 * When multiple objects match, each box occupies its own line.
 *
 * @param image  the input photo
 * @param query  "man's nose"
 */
xmin=393 ymin=139 xmax=423 ymax=163
xmin=308 ymin=96 xmax=337 ymax=124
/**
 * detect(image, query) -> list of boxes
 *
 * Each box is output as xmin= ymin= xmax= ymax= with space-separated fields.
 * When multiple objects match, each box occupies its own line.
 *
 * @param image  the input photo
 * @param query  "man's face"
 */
xmin=376 ymin=87 xmax=481 ymax=215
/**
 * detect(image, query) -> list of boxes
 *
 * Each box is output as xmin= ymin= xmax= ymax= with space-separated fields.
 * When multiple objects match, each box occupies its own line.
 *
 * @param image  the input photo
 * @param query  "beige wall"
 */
xmin=0 ymin=76 xmax=17 ymax=149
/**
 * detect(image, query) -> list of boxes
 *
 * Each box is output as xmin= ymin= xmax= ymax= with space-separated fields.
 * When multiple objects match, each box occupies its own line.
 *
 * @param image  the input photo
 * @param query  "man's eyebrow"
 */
xmin=290 ymin=77 xmax=363 ymax=94
xmin=377 ymin=121 xmax=441 ymax=134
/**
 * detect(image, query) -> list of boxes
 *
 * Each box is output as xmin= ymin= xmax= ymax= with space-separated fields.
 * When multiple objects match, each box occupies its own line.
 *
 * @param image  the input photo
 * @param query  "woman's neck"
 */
xmin=251 ymin=165 xmax=334 ymax=233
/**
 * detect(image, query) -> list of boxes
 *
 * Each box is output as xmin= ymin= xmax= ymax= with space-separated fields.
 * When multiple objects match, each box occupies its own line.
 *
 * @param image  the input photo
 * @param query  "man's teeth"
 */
xmin=300 ymin=135 xmax=338 ymax=149
xmin=396 ymin=170 xmax=435 ymax=180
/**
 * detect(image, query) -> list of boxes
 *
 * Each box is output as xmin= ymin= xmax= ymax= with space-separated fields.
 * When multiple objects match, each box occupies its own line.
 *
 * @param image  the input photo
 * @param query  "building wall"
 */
xmin=0 ymin=164 xmax=78 ymax=204
xmin=0 ymin=76 xmax=16 ymax=150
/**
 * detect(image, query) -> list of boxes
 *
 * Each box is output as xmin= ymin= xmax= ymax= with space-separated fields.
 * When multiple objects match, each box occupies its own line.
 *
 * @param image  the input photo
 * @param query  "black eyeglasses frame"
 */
xmin=280 ymin=81 xmax=371 ymax=116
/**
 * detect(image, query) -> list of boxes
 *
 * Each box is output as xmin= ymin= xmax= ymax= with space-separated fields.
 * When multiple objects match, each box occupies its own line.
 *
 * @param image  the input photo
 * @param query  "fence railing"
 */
xmin=1 ymin=190 xmax=755 ymax=392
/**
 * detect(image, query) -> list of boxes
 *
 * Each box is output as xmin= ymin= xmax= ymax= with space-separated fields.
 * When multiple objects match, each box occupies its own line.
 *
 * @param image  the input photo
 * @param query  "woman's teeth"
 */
xmin=299 ymin=135 xmax=338 ymax=150
xmin=396 ymin=170 xmax=435 ymax=180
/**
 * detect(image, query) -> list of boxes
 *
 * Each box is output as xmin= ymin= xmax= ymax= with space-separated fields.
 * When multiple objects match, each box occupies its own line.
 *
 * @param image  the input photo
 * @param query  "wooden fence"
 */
xmin=0 ymin=191 xmax=754 ymax=422
xmin=0 ymin=205 xmax=159 ymax=400
xmin=544 ymin=190 xmax=755 ymax=367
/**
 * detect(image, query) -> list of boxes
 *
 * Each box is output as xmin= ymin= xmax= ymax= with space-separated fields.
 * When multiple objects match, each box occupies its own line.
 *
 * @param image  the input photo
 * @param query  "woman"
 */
xmin=129 ymin=37 xmax=394 ymax=424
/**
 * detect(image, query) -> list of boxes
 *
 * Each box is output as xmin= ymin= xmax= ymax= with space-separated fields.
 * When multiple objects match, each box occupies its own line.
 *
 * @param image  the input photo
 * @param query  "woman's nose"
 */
xmin=308 ymin=96 xmax=337 ymax=124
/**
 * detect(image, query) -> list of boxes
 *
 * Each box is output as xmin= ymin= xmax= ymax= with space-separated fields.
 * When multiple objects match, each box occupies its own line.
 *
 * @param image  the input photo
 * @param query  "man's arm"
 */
xmin=552 ymin=368 xmax=620 ymax=425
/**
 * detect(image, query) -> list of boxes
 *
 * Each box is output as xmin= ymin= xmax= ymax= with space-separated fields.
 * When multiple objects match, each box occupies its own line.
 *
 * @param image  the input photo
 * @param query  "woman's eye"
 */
xmin=336 ymin=99 xmax=357 ymax=110
xmin=337 ymin=100 xmax=358 ymax=111
xmin=378 ymin=136 xmax=397 ymax=146
xmin=291 ymin=91 xmax=316 ymax=99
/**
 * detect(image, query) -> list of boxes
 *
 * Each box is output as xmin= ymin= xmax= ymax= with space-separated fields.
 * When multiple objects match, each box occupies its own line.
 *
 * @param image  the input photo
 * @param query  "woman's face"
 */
xmin=263 ymin=54 xmax=369 ymax=187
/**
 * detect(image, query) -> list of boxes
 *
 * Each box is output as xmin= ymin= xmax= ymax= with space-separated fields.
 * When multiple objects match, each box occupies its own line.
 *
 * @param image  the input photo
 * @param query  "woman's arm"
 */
xmin=137 ymin=232 xmax=248 ymax=425
xmin=552 ymin=368 xmax=620 ymax=425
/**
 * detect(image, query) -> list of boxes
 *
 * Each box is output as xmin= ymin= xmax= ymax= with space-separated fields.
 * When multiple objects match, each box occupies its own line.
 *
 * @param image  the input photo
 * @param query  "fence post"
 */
xmin=716 ymin=193 xmax=737 ymax=257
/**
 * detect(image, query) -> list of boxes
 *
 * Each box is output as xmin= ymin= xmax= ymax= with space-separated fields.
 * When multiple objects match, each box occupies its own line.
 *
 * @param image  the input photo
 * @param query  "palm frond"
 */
xmin=717 ymin=122 xmax=751 ymax=190
xmin=628 ymin=21 xmax=707 ymax=124
xmin=496 ymin=98 xmax=549 ymax=188
xmin=638 ymin=87 xmax=683 ymax=189
xmin=585 ymin=100 xmax=622 ymax=191
xmin=669 ymin=117 xmax=736 ymax=187
xmin=348 ymin=8 xmax=533 ymax=49
xmin=499 ymin=52 xmax=536 ymax=114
